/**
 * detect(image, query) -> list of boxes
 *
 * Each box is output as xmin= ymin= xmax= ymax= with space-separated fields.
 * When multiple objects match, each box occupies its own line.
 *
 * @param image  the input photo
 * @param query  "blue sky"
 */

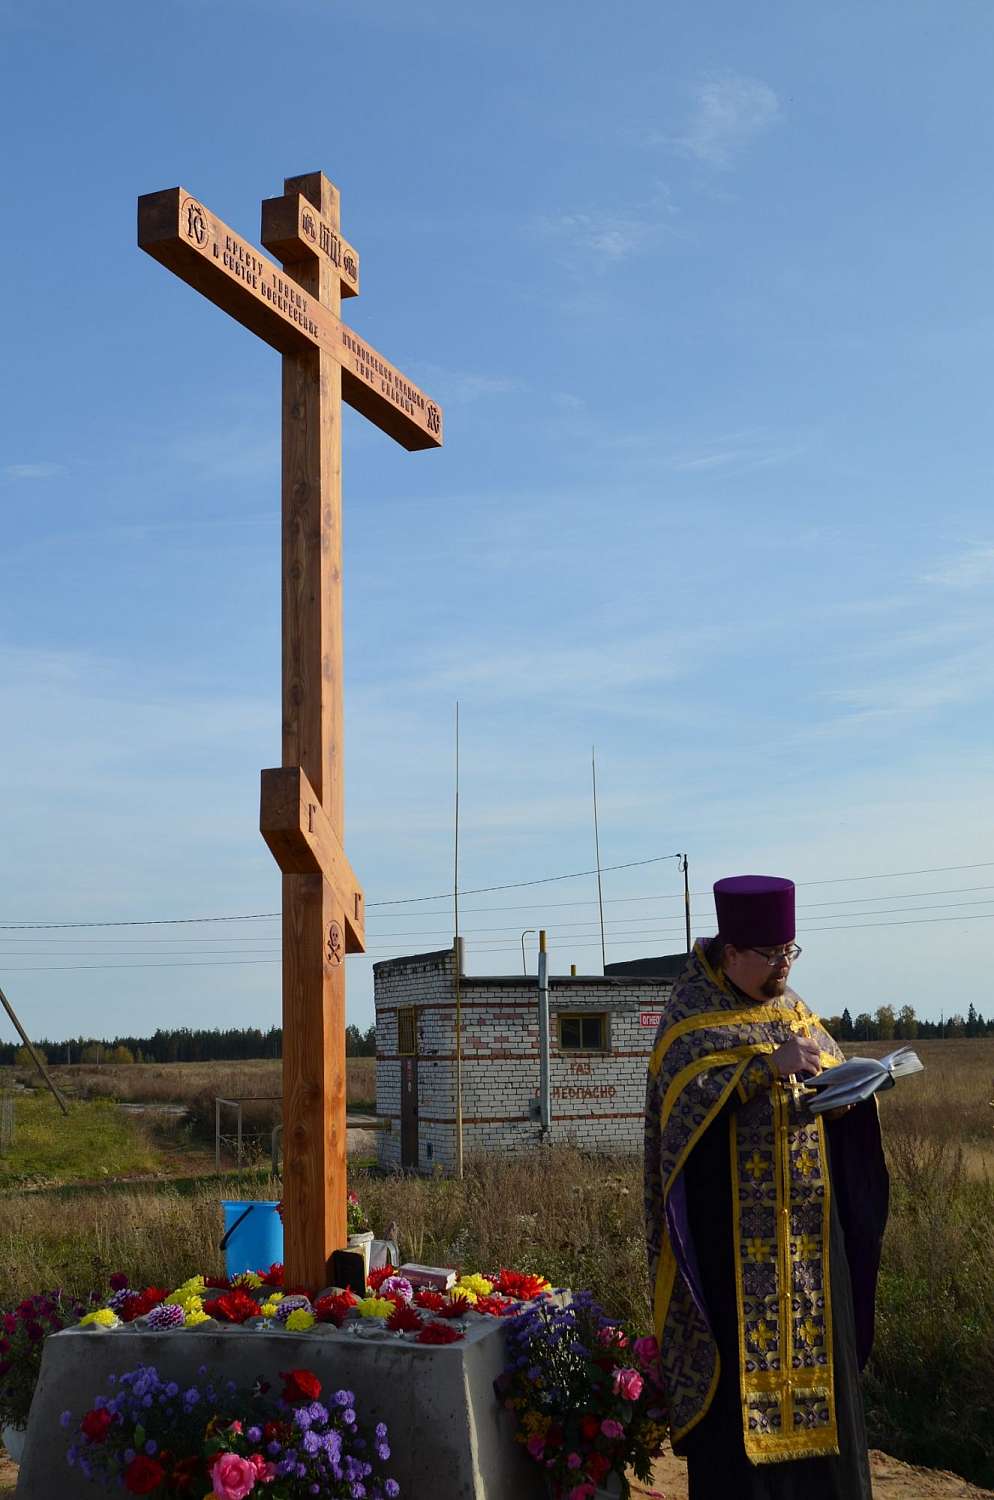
xmin=2 ymin=0 xmax=994 ymax=1041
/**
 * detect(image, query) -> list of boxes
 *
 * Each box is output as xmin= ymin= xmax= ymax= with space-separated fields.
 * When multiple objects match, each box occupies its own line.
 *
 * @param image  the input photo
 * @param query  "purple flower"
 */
xmin=375 ymin=1423 xmax=388 ymax=1440
xmin=247 ymin=1426 xmax=262 ymax=1443
xmin=60 ymin=1410 xmax=72 ymax=1429
xmin=145 ymin=1303 xmax=184 ymax=1330
xmin=385 ymin=1482 xmax=400 ymax=1498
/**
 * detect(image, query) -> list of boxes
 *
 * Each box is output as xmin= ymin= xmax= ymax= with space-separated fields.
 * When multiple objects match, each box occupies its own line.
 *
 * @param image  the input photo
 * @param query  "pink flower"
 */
xmin=566 ymin=1451 xmax=582 ymax=1469
xmin=596 ymin=1324 xmax=628 ymax=1348
xmin=526 ymin=1435 xmax=546 ymax=1459
xmin=633 ymin=1335 xmax=659 ymax=1369
xmin=600 ymin=1417 xmax=625 ymax=1439
xmin=612 ymin=1366 xmax=644 ymax=1401
xmin=249 ymin=1454 xmax=276 ymax=1481
xmin=211 ymin=1452 xmax=258 ymax=1500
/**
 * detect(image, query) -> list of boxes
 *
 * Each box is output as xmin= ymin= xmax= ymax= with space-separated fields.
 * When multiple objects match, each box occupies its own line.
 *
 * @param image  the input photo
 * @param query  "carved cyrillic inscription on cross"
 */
xmin=138 ymin=172 xmax=442 ymax=1292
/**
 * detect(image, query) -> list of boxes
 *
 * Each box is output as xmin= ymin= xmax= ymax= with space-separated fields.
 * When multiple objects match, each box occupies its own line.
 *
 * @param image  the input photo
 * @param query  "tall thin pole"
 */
xmin=537 ymin=929 xmax=551 ymax=1139
xmin=453 ymin=702 xmax=463 ymax=1179
xmin=591 ymin=747 xmax=607 ymax=974
xmin=681 ymin=853 xmax=691 ymax=954
xmin=0 ymin=983 xmax=69 ymax=1114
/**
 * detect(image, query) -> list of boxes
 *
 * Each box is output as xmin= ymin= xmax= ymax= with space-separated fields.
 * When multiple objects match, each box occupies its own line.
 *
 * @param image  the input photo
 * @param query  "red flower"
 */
xmin=587 ymin=1452 xmax=611 ymax=1483
xmin=313 ymin=1291 xmax=356 ymax=1327
xmin=435 ymin=1299 xmax=470 ymax=1320
xmin=259 ymin=1263 xmax=284 ymax=1288
xmin=413 ymin=1288 xmax=446 ymax=1311
xmin=386 ymin=1304 xmax=423 ymax=1333
xmin=120 ymin=1288 xmax=169 ymax=1323
xmin=80 ymin=1408 xmax=113 ymax=1444
xmin=416 ymin=1321 xmax=464 ymax=1345
xmin=108 ymin=1272 xmax=130 ymax=1292
xmin=262 ymin=1420 xmax=289 ymax=1444
xmin=492 ymin=1269 xmax=549 ymax=1301
xmin=280 ymin=1368 xmax=322 ymax=1404
xmin=366 ymin=1265 xmax=396 ymax=1291
xmin=580 ymin=1414 xmax=600 ymax=1442
xmin=203 ymin=1274 xmax=232 ymax=1290
xmin=123 ymin=1454 xmax=166 ymax=1494
xmin=474 ymin=1295 xmax=513 ymax=1317
xmin=203 ymin=1290 xmax=259 ymax=1324
xmin=168 ymin=1456 xmax=202 ymax=1493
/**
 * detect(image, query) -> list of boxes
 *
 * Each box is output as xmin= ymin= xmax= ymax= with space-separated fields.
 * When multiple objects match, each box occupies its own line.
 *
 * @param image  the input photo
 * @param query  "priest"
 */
xmin=643 ymin=875 xmax=889 ymax=1498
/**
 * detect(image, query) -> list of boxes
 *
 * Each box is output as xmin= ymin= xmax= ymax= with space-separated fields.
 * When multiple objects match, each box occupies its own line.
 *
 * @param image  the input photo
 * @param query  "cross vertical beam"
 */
xmin=278 ymin=170 xmax=346 ymax=1288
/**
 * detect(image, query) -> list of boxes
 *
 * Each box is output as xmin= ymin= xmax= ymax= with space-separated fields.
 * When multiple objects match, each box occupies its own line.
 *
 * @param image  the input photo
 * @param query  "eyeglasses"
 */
xmin=749 ymin=944 xmax=802 ymax=966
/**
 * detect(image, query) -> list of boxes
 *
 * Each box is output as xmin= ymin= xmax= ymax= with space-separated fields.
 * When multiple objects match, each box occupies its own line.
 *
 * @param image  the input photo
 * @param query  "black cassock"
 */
xmin=677 ymin=1101 xmax=887 ymax=1500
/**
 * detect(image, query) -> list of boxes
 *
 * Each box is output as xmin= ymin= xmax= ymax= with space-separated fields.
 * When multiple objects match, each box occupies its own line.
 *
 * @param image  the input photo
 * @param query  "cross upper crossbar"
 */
xmin=138 ymin=187 xmax=442 ymax=451
xmin=261 ymin=191 xmax=361 ymax=299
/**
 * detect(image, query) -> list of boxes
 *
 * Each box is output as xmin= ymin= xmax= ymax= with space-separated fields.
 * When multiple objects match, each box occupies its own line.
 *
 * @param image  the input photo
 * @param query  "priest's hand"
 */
xmin=771 ymin=1036 xmax=822 ymax=1079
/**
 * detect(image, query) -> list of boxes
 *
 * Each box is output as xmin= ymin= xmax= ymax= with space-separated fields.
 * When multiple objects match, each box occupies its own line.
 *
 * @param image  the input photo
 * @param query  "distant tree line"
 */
xmin=824 ymin=1003 xmax=993 ymax=1041
xmin=0 ymin=1022 xmax=377 ymax=1066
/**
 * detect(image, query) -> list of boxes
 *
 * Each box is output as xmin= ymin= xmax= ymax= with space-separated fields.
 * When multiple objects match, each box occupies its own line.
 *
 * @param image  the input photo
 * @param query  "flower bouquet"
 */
xmin=495 ymin=1292 xmax=667 ymax=1500
xmin=62 ymin=1362 xmax=400 ymax=1497
xmin=0 ymin=1289 xmax=97 ymax=1437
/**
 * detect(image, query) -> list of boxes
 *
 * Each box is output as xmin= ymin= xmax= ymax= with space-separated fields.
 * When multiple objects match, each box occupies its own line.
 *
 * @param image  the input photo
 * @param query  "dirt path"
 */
xmin=632 ymin=1447 xmax=994 ymax=1499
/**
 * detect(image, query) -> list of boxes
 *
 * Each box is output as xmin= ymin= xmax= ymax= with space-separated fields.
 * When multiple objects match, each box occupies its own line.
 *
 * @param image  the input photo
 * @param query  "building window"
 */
xmin=558 ymin=1012 xmax=608 ymax=1051
xmin=397 ymin=1007 xmax=417 ymax=1056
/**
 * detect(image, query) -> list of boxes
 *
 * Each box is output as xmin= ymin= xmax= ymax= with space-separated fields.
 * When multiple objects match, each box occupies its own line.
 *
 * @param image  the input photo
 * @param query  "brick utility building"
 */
xmin=374 ymin=945 xmax=687 ymax=1173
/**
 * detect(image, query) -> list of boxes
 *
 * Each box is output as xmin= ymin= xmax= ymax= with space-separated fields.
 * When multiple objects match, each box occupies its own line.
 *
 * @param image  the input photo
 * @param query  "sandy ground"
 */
xmin=631 ymin=1447 xmax=994 ymax=1499
xmin=2 ymin=1448 xmax=992 ymax=1498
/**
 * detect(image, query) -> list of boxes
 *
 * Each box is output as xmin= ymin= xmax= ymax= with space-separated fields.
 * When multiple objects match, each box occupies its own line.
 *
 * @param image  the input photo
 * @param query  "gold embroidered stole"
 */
xmin=731 ymin=1084 xmax=838 ymax=1460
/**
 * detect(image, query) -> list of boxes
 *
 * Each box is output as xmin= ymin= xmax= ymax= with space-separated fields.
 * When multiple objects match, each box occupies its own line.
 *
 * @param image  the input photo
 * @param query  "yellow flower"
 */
xmin=260 ymin=1301 xmax=281 ymax=1319
xmin=171 ymin=1292 xmax=203 ymax=1314
xmin=80 ymin=1308 xmax=119 ymax=1329
xmin=284 ymin=1309 xmax=315 ymax=1331
xmin=169 ymin=1277 xmax=207 ymax=1312
xmin=457 ymin=1274 xmax=493 ymax=1297
xmin=448 ymin=1285 xmax=477 ymax=1305
xmin=264 ymin=1291 xmax=284 ymax=1304
xmin=355 ymin=1296 xmax=395 ymax=1319
xmin=185 ymin=1309 xmax=210 ymax=1328
xmin=232 ymin=1271 xmax=263 ymax=1289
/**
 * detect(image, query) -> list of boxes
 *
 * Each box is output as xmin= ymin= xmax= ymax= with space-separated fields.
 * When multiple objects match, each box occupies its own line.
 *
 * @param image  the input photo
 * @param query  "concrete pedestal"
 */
xmin=17 ymin=1314 xmax=544 ymax=1499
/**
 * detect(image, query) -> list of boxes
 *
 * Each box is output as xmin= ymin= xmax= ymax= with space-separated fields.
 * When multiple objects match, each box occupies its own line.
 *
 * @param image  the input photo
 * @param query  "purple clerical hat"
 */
xmin=713 ymin=875 xmax=795 ymax=948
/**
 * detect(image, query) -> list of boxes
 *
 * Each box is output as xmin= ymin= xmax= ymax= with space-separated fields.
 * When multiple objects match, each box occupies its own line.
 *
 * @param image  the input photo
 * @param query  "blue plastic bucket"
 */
xmin=220 ymin=1200 xmax=283 ymax=1278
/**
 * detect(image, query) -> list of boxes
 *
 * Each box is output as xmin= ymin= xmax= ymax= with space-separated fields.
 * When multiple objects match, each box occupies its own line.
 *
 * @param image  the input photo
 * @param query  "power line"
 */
xmin=7 ymin=904 xmax=994 ymax=972
xmin=3 ymin=858 xmax=994 ymax=932
xmin=8 ymin=890 xmax=994 ymax=953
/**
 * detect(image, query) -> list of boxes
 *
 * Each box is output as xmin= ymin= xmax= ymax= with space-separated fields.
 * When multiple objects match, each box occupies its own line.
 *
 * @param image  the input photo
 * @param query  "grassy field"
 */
xmin=0 ymin=1041 xmax=992 ymax=1483
xmin=13 ymin=1056 xmax=377 ymax=1109
xmin=0 ymin=1094 xmax=163 ymax=1187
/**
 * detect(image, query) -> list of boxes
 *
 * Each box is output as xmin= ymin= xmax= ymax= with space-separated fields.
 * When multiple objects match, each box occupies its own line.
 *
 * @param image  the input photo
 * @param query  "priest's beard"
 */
xmin=760 ymin=970 xmax=789 ymax=999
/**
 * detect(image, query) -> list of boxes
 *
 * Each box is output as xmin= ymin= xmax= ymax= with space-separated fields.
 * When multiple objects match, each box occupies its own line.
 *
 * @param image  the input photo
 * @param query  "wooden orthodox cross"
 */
xmin=138 ymin=172 xmax=443 ymax=1292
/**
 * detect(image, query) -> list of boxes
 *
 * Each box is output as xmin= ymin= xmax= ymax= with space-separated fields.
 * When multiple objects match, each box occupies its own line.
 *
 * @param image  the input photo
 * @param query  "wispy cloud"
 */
xmin=667 ymin=430 xmax=803 ymax=473
xmin=658 ymin=72 xmax=780 ymax=169
xmin=536 ymin=186 xmax=678 ymax=271
xmin=922 ymin=542 xmax=994 ymax=590
xmin=4 ymin=461 xmax=67 ymax=481
xmin=413 ymin=365 xmax=521 ymax=405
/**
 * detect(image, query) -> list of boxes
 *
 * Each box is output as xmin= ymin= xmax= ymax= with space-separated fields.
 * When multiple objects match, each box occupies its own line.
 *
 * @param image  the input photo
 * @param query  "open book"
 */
xmin=802 ymin=1046 xmax=924 ymax=1114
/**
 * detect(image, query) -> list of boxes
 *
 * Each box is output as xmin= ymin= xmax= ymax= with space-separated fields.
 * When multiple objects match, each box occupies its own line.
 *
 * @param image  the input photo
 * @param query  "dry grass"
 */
xmin=843 ymin=1038 xmax=994 ymax=1158
xmin=27 ymin=1057 xmax=376 ymax=1109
